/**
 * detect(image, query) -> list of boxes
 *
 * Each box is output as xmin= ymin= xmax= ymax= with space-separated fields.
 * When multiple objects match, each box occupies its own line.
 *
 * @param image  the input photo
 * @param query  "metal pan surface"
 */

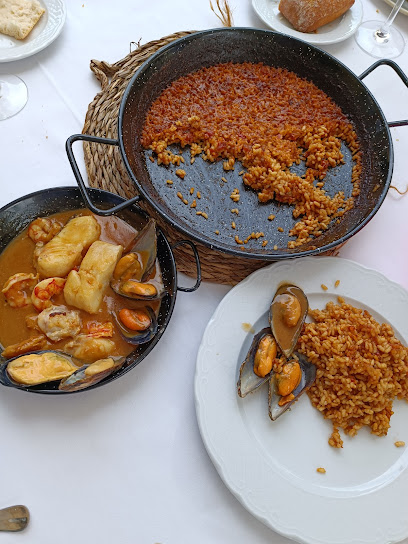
xmin=68 ymin=28 xmax=408 ymax=260
xmin=0 ymin=187 xmax=196 ymax=394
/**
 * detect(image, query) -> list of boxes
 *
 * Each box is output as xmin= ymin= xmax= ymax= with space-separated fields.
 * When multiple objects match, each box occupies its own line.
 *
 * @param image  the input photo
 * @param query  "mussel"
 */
xmin=237 ymin=328 xmax=277 ymax=397
xmin=269 ymin=283 xmax=308 ymax=359
xmin=110 ymin=219 xmax=165 ymax=301
xmin=112 ymin=306 xmax=158 ymax=345
xmin=237 ymin=282 xmax=316 ymax=421
xmin=5 ymin=350 xmax=78 ymax=386
xmin=268 ymin=352 xmax=316 ymax=421
xmin=59 ymin=356 xmax=125 ymax=392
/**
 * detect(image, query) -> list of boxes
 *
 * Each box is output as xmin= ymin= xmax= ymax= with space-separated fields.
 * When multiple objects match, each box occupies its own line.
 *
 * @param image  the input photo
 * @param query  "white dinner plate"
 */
xmin=383 ymin=0 xmax=408 ymax=16
xmin=195 ymin=257 xmax=408 ymax=544
xmin=252 ymin=0 xmax=364 ymax=45
xmin=0 ymin=0 xmax=66 ymax=63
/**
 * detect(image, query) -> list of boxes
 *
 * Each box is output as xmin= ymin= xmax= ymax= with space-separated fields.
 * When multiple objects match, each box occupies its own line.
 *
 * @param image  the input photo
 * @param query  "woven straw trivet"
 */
xmin=83 ymin=31 xmax=343 ymax=285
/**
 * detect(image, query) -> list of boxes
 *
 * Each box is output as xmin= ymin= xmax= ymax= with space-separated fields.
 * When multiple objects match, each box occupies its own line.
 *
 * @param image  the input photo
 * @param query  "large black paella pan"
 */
xmin=67 ymin=28 xmax=408 ymax=259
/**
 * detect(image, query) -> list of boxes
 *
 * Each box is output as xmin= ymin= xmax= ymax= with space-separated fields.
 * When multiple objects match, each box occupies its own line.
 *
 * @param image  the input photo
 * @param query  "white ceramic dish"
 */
xmin=383 ymin=0 xmax=408 ymax=16
xmin=0 ymin=0 xmax=66 ymax=63
xmin=252 ymin=0 xmax=363 ymax=45
xmin=195 ymin=257 xmax=408 ymax=544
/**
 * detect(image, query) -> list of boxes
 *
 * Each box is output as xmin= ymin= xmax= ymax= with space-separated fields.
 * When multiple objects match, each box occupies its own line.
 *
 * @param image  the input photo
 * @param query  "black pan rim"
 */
xmin=117 ymin=26 xmax=392 ymax=260
xmin=0 ymin=186 xmax=178 ymax=395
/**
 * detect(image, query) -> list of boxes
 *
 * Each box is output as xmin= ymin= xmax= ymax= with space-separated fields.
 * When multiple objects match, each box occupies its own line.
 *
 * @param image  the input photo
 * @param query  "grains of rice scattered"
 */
xmin=373 ymin=184 xmax=380 ymax=192
xmin=335 ymin=280 xmax=340 ymax=288
xmin=215 ymin=230 xmax=220 ymax=235
xmin=231 ymin=221 xmax=236 ymax=229
xmin=277 ymin=227 xmax=284 ymax=232
xmin=321 ymin=284 xmax=328 ymax=291
xmin=231 ymin=208 xmax=239 ymax=214
xmin=262 ymin=240 xmax=268 ymax=247
xmin=268 ymin=214 xmax=275 ymax=221
xmin=316 ymin=468 xmax=326 ymax=474
xmin=175 ymin=169 xmax=186 ymax=179
xmin=196 ymin=211 xmax=208 ymax=219
xmin=230 ymin=188 xmax=240 ymax=202
xmin=297 ymin=302 xmax=408 ymax=448
xmin=191 ymin=157 xmax=195 ymax=164
xmin=238 ymin=170 xmax=244 ymax=176
xmin=337 ymin=296 xmax=345 ymax=303
xmin=197 ymin=191 xmax=201 ymax=199
xmin=183 ymin=199 xmax=188 ymax=205
xmin=235 ymin=235 xmax=244 ymax=245
xmin=149 ymin=156 xmax=155 ymax=163
xmin=177 ymin=192 xmax=183 ymax=200
xmin=395 ymin=441 xmax=405 ymax=448
xmin=190 ymin=199 xmax=197 ymax=208
xmin=166 ymin=180 xmax=173 ymax=185
xmin=273 ymin=245 xmax=278 ymax=250
xmin=190 ymin=187 xmax=194 ymax=195
xmin=221 ymin=177 xmax=227 ymax=183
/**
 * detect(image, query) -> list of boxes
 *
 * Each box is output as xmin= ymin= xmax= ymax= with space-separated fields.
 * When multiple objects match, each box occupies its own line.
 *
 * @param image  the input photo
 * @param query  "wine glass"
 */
xmin=354 ymin=0 xmax=406 ymax=59
xmin=0 ymin=75 xmax=28 ymax=121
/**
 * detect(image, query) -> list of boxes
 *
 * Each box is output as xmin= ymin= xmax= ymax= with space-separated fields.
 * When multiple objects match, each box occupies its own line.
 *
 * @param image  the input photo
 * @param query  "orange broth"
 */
xmin=0 ymin=209 xmax=161 ymax=358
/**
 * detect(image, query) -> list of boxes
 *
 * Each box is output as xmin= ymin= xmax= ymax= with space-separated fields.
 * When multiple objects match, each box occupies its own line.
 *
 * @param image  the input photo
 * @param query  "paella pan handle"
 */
xmin=359 ymin=60 xmax=408 ymax=128
xmin=66 ymin=134 xmax=141 ymax=216
xmin=171 ymin=240 xmax=202 ymax=293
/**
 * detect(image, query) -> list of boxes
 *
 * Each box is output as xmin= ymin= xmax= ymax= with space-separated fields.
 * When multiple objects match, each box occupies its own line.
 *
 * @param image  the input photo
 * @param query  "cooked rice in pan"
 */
xmin=141 ymin=62 xmax=362 ymax=248
xmin=297 ymin=302 xmax=408 ymax=448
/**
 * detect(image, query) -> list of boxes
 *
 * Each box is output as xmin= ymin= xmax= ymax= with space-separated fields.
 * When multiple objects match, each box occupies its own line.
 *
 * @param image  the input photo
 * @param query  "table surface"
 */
xmin=0 ymin=1 xmax=407 ymax=543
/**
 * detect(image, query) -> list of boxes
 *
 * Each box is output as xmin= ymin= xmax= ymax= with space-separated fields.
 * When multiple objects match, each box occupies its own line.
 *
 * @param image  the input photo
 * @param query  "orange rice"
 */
xmin=141 ymin=62 xmax=362 ymax=247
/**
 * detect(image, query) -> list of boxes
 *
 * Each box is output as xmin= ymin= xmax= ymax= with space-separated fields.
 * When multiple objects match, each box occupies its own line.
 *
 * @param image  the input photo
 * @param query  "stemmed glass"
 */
xmin=0 ymin=75 xmax=28 ymax=121
xmin=354 ymin=0 xmax=406 ymax=59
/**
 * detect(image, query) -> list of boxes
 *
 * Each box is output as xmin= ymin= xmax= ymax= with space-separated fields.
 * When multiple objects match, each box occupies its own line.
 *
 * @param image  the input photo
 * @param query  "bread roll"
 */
xmin=279 ymin=0 xmax=355 ymax=33
xmin=0 ymin=0 xmax=45 ymax=40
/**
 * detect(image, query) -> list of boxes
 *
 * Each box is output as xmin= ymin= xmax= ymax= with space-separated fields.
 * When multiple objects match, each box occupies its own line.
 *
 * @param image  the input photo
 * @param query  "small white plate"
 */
xmin=0 ymin=0 xmax=66 ymax=63
xmin=252 ymin=0 xmax=364 ymax=45
xmin=383 ymin=0 xmax=408 ymax=16
xmin=195 ymin=257 xmax=408 ymax=544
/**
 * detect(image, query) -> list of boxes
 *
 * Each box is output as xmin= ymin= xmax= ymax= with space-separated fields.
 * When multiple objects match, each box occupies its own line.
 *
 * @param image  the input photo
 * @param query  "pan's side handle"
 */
xmin=66 ymin=134 xmax=140 ymax=216
xmin=359 ymin=60 xmax=408 ymax=128
xmin=171 ymin=240 xmax=202 ymax=293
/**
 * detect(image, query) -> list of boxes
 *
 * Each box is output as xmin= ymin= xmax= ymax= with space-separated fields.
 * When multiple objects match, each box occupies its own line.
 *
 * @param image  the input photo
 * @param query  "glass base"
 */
xmin=354 ymin=20 xmax=405 ymax=59
xmin=0 ymin=75 xmax=28 ymax=121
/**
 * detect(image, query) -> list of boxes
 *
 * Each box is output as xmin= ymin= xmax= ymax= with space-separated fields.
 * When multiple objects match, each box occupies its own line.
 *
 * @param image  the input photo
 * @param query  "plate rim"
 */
xmin=0 ymin=0 xmax=66 ymax=63
xmin=194 ymin=256 xmax=408 ymax=544
xmin=251 ymin=0 xmax=364 ymax=45
xmin=382 ymin=0 xmax=408 ymax=16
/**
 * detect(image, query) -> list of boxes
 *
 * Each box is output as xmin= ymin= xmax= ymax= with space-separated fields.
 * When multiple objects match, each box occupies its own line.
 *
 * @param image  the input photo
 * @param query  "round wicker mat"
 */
xmin=82 ymin=31 xmax=342 ymax=285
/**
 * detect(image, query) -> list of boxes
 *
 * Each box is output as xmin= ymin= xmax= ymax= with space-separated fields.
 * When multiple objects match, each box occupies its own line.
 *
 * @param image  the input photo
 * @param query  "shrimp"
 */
xmin=2 ymin=335 xmax=49 ymax=359
xmin=28 ymin=217 xmax=62 ymax=244
xmin=87 ymin=321 xmax=114 ymax=338
xmin=2 ymin=273 xmax=38 ymax=308
xmin=31 ymin=277 xmax=66 ymax=311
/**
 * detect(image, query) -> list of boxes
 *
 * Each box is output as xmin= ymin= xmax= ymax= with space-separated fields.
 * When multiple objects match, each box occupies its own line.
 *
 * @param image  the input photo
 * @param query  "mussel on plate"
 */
xmin=237 ymin=283 xmax=316 ymax=420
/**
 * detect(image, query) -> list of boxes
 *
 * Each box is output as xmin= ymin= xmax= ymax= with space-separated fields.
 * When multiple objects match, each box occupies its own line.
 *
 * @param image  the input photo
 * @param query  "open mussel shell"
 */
xmin=268 ymin=352 xmax=316 ymax=421
xmin=127 ymin=217 xmax=157 ymax=281
xmin=237 ymin=328 xmax=274 ymax=398
xmin=111 ymin=277 xmax=166 ymax=302
xmin=269 ymin=283 xmax=308 ymax=359
xmin=112 ymin=306 xmax=158 ymax=345
xmin=1 ymin=350 xmax=80 ymax=389
xmin=59 ymin=356 xmax=126 ymax=392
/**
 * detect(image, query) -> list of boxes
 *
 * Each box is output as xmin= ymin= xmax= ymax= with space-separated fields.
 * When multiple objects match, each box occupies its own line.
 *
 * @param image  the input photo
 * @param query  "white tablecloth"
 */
xmin=0 ymin=1 xmax=407 ymax=543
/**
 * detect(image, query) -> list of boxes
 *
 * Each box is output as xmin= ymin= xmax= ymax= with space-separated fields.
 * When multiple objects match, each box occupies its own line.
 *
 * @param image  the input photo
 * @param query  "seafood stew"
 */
xmin=0 ymin=187 xmax=177 ymax=394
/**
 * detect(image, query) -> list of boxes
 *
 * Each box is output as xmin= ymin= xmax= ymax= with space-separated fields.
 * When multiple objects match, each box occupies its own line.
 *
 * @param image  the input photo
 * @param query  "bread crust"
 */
xmin=279 ymin=0 xmax=355 ymax=33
